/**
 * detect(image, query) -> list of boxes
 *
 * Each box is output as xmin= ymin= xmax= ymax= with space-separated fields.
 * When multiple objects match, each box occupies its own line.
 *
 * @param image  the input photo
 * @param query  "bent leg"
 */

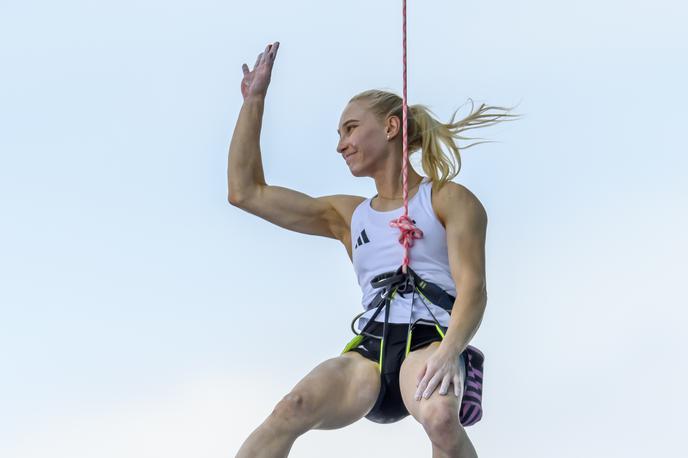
xmin=235 ymin=351 xmax=380 ymax=458
xmin=399 ymin=341 xmax=478 ymax=458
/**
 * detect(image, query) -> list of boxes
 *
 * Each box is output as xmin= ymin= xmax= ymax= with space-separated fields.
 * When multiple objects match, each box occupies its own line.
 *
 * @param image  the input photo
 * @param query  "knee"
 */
xmin=420 ymin=404 xmax=461 ymax=446
xmin=269 ymin=392 xmax=317 ymax=433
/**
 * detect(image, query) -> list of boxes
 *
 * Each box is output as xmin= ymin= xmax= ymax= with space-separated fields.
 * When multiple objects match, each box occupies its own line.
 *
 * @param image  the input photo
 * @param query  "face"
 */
xmin=336 ymin=100 xmax=393 ymax=177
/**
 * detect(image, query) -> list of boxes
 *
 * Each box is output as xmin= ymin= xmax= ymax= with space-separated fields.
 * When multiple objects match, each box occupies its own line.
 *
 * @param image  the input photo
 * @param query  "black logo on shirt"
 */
xmin=354 ymin=220 xmax=416 ymax=250
xmin=354 ymin=229 xmax=370 ymax=249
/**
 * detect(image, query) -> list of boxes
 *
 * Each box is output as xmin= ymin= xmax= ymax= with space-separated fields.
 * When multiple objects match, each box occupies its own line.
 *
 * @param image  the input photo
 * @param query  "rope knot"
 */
xmin=389 ymin=214 xmax=424 ymax=248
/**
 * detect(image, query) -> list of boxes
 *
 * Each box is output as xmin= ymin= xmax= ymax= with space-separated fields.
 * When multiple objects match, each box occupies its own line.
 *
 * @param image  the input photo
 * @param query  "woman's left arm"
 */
xmin=438 ymin=182 xmax=488 ymax=355
xmin=414 ymin=182 xmax=488 ymax=400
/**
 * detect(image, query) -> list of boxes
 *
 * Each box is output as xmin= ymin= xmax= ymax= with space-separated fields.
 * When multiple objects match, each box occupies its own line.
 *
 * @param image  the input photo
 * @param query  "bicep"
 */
xmin=233 ymin=184 xmax=355 ymax=241
xmin=444 ymin=188 xmax=488 ymax=292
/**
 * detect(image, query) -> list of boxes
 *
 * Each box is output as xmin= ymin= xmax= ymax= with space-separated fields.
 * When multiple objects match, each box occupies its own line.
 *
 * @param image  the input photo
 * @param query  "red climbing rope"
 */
xmin=390 ymin=0 xmax=423 ymax=274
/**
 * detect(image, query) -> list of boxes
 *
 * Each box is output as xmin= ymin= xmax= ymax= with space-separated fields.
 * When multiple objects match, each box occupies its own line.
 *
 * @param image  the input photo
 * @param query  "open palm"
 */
xmin=241 ymin=42 xmax=280 ymax=100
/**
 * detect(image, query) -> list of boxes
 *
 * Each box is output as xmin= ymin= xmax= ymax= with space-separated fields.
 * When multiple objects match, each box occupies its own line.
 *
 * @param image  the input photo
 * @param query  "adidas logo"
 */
xmin=354 ymin=220 xmax=415 ymax=249
xmin=354 ymin=229 xmax=370 ymax=249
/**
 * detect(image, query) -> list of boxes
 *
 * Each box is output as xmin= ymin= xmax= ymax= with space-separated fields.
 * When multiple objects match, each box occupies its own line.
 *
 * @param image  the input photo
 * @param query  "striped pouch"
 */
xmin=460 ymin=345 xmax=485 ymax=426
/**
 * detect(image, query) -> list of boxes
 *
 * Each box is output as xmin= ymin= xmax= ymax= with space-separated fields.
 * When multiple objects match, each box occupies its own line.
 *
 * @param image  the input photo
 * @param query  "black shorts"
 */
xmin=342 ymin=320 xmax=466 ymax=424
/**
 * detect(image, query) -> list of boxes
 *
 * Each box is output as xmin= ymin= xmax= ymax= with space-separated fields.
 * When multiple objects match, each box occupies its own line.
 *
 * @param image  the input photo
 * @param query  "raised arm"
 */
xmin=227 ymin=42 xmax=362 ymax=242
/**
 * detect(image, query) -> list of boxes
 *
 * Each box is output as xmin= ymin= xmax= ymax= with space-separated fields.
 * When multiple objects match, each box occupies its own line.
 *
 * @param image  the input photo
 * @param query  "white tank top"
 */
xmin=351 ymin=177 xmax=456 ymax=331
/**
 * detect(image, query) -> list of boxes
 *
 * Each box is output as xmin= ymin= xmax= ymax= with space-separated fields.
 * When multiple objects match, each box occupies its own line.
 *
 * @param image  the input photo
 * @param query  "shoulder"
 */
xmin=320 ymin=194 xmax=366 ymax=217
xmin=430 ymin=181 xmax=487 ymax=228
xmin=317 ymin=194 xmax=367 ymax=239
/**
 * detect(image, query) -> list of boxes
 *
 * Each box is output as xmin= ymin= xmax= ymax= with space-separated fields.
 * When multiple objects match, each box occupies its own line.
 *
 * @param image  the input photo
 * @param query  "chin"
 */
xmin=348 ymin=167 xmax=368 ymax=178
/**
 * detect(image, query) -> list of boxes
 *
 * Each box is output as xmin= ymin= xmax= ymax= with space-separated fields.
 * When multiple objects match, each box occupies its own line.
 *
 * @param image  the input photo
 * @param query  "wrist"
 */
xmin=243 ymin=94 xmax=266 ymax=105
xmin=439 ymin=335 xmax=463 ymax=355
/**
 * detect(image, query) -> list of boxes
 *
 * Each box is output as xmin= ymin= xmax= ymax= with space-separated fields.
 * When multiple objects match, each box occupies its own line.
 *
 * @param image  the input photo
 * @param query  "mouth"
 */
xmin=344 ymin=152 xmax=356 ymax=162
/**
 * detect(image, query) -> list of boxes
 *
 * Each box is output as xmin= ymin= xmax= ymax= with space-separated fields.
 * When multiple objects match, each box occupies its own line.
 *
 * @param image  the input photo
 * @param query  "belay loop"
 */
xmin=348 ymin=266 xmax=413 ymax=340
xmin=394 ymin=266 xmax=415 ymax=295
xmin=370 ymin=265 xmax=414 ymax=295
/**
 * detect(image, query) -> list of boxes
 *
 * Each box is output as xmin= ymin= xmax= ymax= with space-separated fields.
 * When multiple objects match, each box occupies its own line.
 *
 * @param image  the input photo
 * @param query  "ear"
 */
xmin=385 ymin=114 xmax=401 ymax=138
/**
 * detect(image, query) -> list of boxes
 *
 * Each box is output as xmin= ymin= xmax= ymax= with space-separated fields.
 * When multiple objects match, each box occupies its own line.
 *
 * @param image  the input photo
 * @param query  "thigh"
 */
xmin=398 ymin=341 xmax=464 ymax=424
xmin=274 ymin=350 xmax=381 ymax=431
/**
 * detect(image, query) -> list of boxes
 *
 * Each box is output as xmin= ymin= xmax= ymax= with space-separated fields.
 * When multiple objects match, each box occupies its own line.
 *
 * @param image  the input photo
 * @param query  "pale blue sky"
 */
xmin=1 ymin=1 xmax=687 ymax=456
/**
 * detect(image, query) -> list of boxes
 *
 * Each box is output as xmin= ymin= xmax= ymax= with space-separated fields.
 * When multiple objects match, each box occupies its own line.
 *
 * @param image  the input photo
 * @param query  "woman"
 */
xmin=230 ymin=42 xmax=519 ymax=458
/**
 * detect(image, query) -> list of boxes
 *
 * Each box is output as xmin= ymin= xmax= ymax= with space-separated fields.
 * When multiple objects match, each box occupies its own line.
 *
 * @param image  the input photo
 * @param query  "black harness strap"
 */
xmin=346 ymin=265 xmax=457 ymax=377
xmin=349 ymin=265 xmax=456 ymax=340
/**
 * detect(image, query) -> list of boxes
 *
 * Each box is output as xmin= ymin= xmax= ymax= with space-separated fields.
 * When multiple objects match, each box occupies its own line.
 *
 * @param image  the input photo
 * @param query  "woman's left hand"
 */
xmin=415 ymin=344 xmax=462 ymax=400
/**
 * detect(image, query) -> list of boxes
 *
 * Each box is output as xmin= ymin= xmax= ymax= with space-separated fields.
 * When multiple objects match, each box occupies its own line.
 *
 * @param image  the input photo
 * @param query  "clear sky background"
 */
xmin=1 ymin=1 xmax=686 ymax=456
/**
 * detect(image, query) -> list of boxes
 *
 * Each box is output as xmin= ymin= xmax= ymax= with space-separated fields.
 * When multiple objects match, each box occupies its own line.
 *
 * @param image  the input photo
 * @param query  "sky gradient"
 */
xmin=1 ymin=1 xmax=686 ymax=456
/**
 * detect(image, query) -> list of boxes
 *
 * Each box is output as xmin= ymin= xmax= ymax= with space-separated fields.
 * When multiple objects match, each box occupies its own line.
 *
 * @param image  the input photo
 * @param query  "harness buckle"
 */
xmin=396 ymin=269 xmax=415 ymax=294
xmin=370 ymin=269 xmax=406 ymax=290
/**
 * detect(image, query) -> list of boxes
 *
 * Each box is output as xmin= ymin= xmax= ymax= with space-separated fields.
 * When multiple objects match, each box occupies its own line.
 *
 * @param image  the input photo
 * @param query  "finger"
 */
xmin=242 ymin=63 xmax=249 ymax=75
xmin=415 ymin=379 xmax=427 ymax=400
xmin=415 ymin=366 xmax=428 ymax=400
xmin=260 ymin=43 xmax=273 ymax=65
xmin=438 ymin=375 xmax=451 ymax=396
xmin=268 ymin=41 xmax=280 ymax=61
xmin=454 ymin=375 xmax=461 ymax=398
xmin=422 ymin=372 xmax=443 ymax=399
xmin=264 ymin=43 xmax=278 ymax=68
xmin=415 ymin=376 xmax=429 ymax=401
xmin=416 ymin=364 xmax=427 ymax=387
xmin=253 ymin=52 xmax=263 ymax=70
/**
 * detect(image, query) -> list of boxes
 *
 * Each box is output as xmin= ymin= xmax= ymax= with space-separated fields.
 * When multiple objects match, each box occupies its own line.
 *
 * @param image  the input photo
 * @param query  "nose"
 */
xmin=336 ymin=137 xmax=347 ymax=155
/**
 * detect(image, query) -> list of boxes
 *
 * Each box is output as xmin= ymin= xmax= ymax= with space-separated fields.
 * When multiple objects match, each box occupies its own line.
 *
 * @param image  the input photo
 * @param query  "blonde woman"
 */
xmin=230 ymin=42 xmax=519 ymax=458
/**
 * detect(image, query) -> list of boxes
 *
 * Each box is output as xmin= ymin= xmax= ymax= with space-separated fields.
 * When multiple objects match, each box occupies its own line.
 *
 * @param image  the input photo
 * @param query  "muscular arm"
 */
xmin=227 ymin=95 xmax=362 ymax=242
xmin=234 ymin=185 xmax=360 ymax=241
xmin=227 ymin=96 xmax=267 ymax=202
xmin=435 ymin=182 xmax=488 ymax=354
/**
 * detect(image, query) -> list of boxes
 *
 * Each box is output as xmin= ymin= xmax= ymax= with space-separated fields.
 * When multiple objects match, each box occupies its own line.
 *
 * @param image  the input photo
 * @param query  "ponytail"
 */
xmin=349 ymin=90 xmax=523 ymax=189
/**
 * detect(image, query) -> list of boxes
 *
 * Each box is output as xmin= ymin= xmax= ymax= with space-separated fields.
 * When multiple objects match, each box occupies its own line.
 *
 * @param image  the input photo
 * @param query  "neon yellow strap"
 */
xmin=405 ymin=328 xmax=413 ymax=356
xmin=340 ymin=334 xmax=364 ymax=355
xmin=379 ymin=338 xmax=384 ymax=370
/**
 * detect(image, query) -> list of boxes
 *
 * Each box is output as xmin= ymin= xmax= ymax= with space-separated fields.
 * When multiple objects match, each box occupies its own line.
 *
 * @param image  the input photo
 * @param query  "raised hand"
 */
xmin=241 ymin=41 xmax=280 ymax=100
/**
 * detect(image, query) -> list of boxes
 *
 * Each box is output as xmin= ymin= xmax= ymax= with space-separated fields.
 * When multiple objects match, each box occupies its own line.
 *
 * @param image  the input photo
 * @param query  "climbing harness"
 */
xmin=343 ymin=265 xmax=453 ymax=356
xmin=341 ymin=264 xmax=485 ymax=426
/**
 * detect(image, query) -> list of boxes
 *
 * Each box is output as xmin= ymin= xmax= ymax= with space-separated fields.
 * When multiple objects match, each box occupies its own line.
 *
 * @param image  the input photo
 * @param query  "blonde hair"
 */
xmin=349 ymin=89 xmax=523 ymax=189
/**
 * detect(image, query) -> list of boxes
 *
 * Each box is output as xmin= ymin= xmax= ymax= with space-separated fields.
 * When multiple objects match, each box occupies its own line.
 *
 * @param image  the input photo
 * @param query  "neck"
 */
xmin=371 ymin=145 xmax=424 ymax=200
xmin=375 ymin=173 xmax=424 ymax=200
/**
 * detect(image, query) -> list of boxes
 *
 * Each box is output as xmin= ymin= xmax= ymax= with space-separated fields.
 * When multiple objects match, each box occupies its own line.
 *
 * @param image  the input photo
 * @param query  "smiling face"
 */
xmin=336 ymin=100 xmax=395 ymax=177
